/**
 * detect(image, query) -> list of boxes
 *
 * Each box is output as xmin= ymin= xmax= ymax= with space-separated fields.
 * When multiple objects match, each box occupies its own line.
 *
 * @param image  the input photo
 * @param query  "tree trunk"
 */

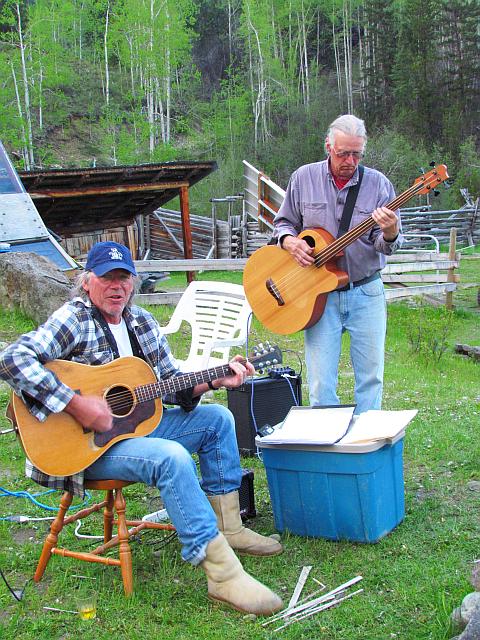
xmin=104 ymin=2 xmax=110 ymax=106
xmin=15 ymin=2 xmax=34 ymax=168
xmin=10 ymin=61 xmax=29 ymax=168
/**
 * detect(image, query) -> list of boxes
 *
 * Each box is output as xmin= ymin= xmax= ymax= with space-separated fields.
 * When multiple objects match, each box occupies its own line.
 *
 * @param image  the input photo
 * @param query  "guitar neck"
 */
xmin=135 ymin=363 xmax=233 ymax=403
xmin=314 ymin=174 xmax=434 ymax=267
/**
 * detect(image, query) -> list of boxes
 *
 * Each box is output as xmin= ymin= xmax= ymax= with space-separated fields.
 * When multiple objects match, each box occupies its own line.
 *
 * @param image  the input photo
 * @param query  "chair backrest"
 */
xmin=164 ymin=281 xmax=252 ymax=371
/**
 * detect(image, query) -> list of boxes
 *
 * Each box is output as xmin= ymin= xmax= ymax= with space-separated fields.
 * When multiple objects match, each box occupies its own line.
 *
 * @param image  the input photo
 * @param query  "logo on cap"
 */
xmin=109 ymin=247 xmax=124 ymax=261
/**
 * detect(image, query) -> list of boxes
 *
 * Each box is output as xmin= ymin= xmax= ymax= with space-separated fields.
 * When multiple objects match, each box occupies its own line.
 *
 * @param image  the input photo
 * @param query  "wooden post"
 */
xmin=211 ymin=200 xmax=218 ymax=259
xmin=179 ymin=185 xmax=194 ymax=283
xmin=126 ymin=224 xmax=137 ymax=259
xmin=446 ymin=227 xmax=457 ymax=310
xmin=257 ymin=172 xmax=263 ymax=221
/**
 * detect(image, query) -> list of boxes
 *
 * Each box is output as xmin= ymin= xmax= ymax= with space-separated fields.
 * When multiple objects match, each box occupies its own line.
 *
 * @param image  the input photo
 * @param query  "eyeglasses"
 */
xmin=331 ymin=148 xmax=364 ymax=160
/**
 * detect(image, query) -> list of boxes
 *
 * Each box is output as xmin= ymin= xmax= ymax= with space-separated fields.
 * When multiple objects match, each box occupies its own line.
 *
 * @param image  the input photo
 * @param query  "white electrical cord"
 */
xmin=74 ymin=519 xmax=104 ymax=540
xmin=0 ymin=515 xmax=55 ymax=522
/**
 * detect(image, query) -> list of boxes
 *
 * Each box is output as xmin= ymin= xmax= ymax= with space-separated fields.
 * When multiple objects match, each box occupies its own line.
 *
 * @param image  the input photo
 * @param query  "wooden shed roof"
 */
xmin=18 ymin=161 xmax=217 ymax=236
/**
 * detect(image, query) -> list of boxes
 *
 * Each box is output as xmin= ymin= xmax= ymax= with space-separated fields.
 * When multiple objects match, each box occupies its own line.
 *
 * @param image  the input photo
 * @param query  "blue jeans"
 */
xmin=304 ymin=277 xmax=386 ymax=414
xmin=85 ymin=404 xmax=242 ymax=565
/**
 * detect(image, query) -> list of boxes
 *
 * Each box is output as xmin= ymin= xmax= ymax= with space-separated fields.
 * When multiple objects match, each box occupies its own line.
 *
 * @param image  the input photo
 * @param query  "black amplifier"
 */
xmin=227 ymin=374 xmax=302 ymax=456
xmin=239 ymin=468 xmax=256 ymax=520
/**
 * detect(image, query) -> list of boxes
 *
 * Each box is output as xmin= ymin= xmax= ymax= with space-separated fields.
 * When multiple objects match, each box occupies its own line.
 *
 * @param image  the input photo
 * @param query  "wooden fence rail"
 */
xmin=134 ymin=230 xmax=460 ymax=309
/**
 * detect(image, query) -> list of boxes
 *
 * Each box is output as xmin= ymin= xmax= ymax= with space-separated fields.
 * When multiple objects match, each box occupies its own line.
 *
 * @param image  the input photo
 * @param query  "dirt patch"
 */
xmin=11 ymin=528 xmax=38 ymax=545
xmin=0 ymin=466 xmax=17 ymax=479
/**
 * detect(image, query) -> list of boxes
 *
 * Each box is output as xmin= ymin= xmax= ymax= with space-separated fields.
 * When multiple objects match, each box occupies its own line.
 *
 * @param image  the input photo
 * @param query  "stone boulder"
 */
xmin=0 ymin=252 xmax=73 ymax=325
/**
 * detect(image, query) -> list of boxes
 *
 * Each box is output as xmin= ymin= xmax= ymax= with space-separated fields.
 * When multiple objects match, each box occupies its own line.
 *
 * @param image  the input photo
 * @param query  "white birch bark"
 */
xmin=164 ymin=2 xmax=171 ymax=144
xmin=38 ymin=64 xmax=44 ymax=131
xmin=104 ymin=2 xmax=110 ymax=106
xmin=332 ymin=7 xmax=343 ymax=106
xmin=15 ymin=2 xmax=34 ymax=168
xmin=10 ymin=61 xmax=29 ymax=168
xmin=245 ymin=3 xmax=269 ymax=146
xmin=299 ymin=0 xmax=310 ymax=107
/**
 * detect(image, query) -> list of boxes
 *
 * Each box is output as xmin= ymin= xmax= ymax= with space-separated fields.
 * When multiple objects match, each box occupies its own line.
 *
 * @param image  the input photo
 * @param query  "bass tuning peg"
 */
xmin=429 ymin=161 xmax=436 ymax=167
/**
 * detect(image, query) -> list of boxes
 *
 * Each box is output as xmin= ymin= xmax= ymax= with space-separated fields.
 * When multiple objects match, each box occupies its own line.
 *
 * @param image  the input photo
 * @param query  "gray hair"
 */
xmin=71 ymin=270 xmax=138 ymax=307
xmin=325 ymin=114 xmax=367 ymax=151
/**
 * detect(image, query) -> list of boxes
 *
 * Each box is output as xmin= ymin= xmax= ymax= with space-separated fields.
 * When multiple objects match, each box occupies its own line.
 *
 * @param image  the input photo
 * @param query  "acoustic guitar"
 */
xmin=7 ymin=344 xmax=282 ymax=477
xmin=243 ymin=164 xmax=449 ymax=335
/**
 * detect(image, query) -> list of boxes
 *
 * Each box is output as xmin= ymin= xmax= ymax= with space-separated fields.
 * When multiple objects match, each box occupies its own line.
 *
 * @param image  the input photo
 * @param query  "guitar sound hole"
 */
xmin=303 ymin=234 xmax=316 ymax=248
xmin=106 ymin=385 xmax=134 ymax=417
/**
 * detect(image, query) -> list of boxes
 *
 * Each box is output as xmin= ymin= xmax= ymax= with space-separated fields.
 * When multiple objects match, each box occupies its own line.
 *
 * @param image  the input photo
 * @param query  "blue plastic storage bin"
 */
xmin=257 ymin=435 xmax=405 ymax=543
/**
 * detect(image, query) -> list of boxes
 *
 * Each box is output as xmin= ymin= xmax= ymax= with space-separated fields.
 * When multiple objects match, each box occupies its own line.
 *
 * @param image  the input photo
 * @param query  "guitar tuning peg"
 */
xmin=433 ymin=189 xmax=440 ymax=196
xmin=429 ymin=161 xmax=436 ymax=167
xmin=418 ymin=167 xmax=425 ymax=174
xmin=444 ymin=179 xmax=454 ymax=189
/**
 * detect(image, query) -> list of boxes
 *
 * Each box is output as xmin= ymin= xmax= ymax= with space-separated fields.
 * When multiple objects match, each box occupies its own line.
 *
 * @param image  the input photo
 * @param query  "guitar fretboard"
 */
xmin=314 ymin=166 xmax=448 ymax=268
xmin=134 ymin=363 xmax=233 ymax=403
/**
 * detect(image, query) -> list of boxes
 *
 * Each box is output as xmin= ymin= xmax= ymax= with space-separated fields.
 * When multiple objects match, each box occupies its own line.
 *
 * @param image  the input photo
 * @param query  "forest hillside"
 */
xmin=0 ymin=0 xmax=479 ymax=212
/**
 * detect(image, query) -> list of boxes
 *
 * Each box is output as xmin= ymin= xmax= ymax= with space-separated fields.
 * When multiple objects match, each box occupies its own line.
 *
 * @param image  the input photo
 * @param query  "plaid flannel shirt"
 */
xmin=0 ymin=298 xmax=197 ymax=497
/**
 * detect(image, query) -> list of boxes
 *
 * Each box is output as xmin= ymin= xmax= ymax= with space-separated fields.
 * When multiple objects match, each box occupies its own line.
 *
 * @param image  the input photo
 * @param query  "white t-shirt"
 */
xmin=108 ymin=318 xmax=133 ymax=357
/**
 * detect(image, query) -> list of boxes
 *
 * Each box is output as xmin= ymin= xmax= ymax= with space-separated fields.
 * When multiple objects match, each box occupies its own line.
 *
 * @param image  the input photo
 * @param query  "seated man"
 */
xmin=0 ymin=241 xmax=283 ymax=615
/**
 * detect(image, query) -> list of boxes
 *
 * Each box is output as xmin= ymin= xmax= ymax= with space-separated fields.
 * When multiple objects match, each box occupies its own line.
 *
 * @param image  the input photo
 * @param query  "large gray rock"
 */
xmin=460 ymin=592 xmax=480 ymax=626
xmin=0 ymin=252 xmax=72 ymax=325
xmin=451 ymin=592 xmax=480 ymax=639
xmin=457 ymin=598 xmax=480 ymax=639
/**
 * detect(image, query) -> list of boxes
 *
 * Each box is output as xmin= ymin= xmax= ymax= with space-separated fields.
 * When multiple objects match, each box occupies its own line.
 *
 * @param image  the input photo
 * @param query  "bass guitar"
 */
xmin=243 ymin=164 xmax=449 ymax=334
xmin=7 ymin=344 xmax=282 ymax=476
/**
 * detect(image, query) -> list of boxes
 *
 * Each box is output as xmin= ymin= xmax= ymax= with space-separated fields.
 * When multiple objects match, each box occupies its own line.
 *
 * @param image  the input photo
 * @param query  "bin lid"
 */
xmin=255 ymin=429 xmax=405 ymax=453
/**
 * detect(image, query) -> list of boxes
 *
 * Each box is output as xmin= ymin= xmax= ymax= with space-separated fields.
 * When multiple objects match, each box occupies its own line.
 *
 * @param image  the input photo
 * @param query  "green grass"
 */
xmin=0 ymin=262 xmax=479 ymax=640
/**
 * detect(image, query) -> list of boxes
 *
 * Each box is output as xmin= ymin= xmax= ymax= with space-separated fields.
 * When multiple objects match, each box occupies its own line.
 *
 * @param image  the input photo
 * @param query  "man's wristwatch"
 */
xmin=207 ymin=380 xmax=217 ymax=391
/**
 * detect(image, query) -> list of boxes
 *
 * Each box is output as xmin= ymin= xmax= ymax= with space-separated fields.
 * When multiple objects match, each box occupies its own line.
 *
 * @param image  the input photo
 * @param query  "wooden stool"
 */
xmin=34 ymin=480 xmax=175 ymax=595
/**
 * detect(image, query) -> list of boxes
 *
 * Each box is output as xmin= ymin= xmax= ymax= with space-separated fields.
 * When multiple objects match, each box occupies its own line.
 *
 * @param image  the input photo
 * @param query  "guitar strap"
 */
xmin=337 ymin=165 xmax=364 ymax=238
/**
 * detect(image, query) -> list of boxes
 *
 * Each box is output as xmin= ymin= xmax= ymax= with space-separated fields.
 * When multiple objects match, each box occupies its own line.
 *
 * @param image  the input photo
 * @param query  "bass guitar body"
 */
xmin=243 ymin=228 xmax=348 ymax=335
xmin=11 ymin=357 xmax=163 ymax=476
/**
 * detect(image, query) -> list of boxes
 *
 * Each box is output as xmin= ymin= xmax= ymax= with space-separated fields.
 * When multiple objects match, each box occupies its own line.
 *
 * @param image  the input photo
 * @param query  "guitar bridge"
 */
xmin=266 ymin=278 xmax=285 ymax=306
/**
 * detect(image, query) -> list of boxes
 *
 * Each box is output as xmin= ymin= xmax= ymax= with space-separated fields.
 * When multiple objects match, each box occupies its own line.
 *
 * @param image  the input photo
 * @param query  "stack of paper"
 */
xmin=338 ymin=410 xmax=418 ymax=444
xmin=258 ymin=405 xmax=355 ymax=446
xmin=257 ymin=407 xmax=418 ymax=447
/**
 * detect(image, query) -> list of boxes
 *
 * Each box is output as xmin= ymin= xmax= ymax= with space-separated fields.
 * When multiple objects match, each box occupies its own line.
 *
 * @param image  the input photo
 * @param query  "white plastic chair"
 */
xmin=159 ymin=280 xmax=252 ymax=371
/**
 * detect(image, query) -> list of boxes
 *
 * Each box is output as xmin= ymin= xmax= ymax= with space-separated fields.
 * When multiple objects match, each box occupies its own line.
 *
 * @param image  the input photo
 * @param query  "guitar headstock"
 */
xmin=249 ymin=342 xmax=283 ymax=374
xmin=413 ymin=164 xmax=449 ymax=195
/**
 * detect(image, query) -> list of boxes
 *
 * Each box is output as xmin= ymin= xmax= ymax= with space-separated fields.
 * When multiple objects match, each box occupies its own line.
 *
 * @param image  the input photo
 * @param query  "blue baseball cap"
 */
xmin=85 ymin=241 xmax=137 ymax=276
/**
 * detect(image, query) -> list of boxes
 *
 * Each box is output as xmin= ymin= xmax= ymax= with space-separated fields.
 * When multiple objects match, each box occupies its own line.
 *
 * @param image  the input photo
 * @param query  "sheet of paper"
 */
xmin=339 ymin=409 xmax=418 ymax=444
xmin=259 ymin=405 xmax=355 ymax=445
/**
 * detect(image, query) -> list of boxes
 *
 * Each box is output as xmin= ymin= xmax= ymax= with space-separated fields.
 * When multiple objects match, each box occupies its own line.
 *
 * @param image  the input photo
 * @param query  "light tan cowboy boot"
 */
xmin=200 ymin=533 xmax=283 ymax=615
xmin=208 ymin=491 xmax=283 ymax=556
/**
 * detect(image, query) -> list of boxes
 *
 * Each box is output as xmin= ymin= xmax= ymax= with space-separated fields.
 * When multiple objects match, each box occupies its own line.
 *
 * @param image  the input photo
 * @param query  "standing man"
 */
xmin=0 ymin=241 xmax=283 ymax=615
xmin=273 ymin=114 xmax=403 ymax=413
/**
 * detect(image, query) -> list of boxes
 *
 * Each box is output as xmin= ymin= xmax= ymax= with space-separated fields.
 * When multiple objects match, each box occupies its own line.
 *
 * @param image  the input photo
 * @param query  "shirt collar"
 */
xmin=326 ymin=159 xmax=360 ymax=186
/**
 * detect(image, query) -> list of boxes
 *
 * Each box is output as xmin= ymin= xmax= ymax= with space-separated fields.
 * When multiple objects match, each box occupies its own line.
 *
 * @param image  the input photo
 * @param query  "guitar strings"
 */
xmin=271 ymin=177 xmax=429 ymax=291
xmin=97 ymin=359 xmax=251 ymax=413
xmin=267 ymin=172 xmax=442 ymax=296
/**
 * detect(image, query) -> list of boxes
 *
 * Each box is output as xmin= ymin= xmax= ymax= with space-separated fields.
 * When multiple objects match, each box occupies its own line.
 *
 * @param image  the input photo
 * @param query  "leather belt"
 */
xmin=336 ymin=272 xmax=381 ymax=292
